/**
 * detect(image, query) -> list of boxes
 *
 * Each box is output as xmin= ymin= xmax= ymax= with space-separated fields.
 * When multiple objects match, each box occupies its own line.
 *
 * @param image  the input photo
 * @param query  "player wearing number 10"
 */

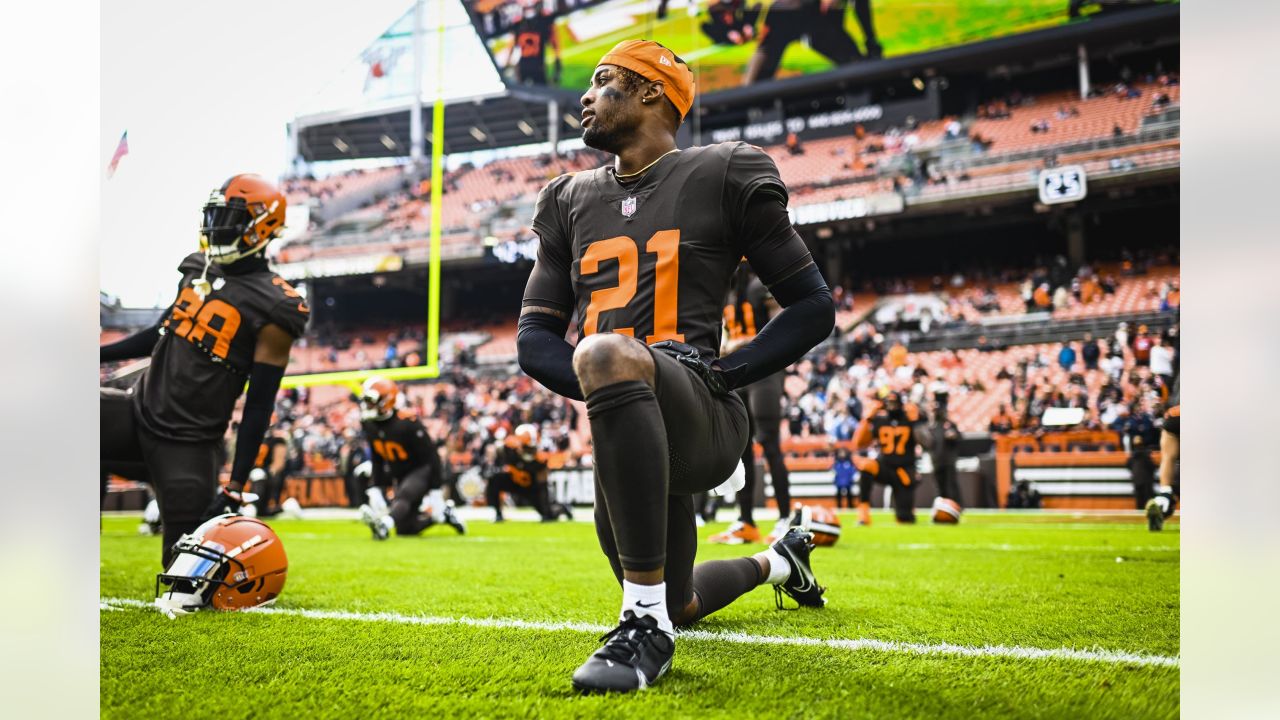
xmin=517 ymin=40 xmax=836 ymax=693
xmin=100 ymin=175 xmax=308 ymax=568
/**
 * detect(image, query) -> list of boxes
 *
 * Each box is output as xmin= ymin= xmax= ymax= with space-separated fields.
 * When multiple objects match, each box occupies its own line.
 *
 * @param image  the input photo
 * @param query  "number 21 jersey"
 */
xmin=523 ymin=141 xmax=811 ymax=361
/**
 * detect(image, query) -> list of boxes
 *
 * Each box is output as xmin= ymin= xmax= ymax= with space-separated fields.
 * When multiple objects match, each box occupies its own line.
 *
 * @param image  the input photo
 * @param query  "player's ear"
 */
xmin=642 ymin=80 xmax=666 ymax=107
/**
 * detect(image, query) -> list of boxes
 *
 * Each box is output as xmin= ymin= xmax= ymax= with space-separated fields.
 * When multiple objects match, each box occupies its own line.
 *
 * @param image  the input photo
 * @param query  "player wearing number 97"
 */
xmin=852 ymin=389 xmax=931 ymax=525
xmin=99 ymin=174 xmax=307 ymax=569
xmin=517 ymin=40 xmax=835 ymax=694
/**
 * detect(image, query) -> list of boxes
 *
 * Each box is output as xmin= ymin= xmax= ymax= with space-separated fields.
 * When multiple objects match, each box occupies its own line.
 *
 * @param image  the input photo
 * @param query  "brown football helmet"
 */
xmin=800 ymin=504 xmax=842 ymax=547
xmin=155 ymin=514 xmax=288 ymax=615
xmin=360 ymin=376 xmax=400 ymax=422
xmin=200 ymin=174 xmax=287 ymax=265
xmin=931 ymin=497 xmax=963 ymax=524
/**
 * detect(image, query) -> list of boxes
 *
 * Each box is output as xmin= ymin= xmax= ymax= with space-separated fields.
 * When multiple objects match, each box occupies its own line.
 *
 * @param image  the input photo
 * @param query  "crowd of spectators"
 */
xmin=257 ymin=295 xmax=1177 ymax=485
xmin=849 ymin=247 xmax=1179 ymax=336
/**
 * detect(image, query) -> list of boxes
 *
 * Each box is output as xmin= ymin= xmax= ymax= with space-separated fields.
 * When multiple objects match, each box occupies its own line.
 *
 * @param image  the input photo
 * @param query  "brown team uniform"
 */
xmin=361 ymin=409 xmax=444 ymax=535
xmin=101 ymin=253 xmax=309 ymax=561
xmin=522 ymin=141 xmax=813 ymax=608
xmin=854 ymin=401 xmax=927 ymax=522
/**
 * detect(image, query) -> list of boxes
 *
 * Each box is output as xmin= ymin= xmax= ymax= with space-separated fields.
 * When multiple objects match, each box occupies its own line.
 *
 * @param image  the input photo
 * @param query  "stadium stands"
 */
xmin=273 ymin=78 xmax=1181 ymax=268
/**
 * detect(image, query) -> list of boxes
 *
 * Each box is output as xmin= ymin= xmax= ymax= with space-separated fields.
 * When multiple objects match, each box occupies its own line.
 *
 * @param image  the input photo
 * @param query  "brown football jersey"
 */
xmin=133 ymin=253 xmax=310 ymax=442
xmin=523 ymin=141 xmax=812 ymax=361
xmin=857 ymin=402 xmax=926 ymax=468
xmin=362 ymin=409 xmax=441 ymax=486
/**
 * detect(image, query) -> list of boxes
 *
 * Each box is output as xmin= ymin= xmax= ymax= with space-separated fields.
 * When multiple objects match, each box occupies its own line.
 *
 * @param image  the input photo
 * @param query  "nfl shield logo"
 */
xmin=621 ymin=196 xmax=637 ymax=217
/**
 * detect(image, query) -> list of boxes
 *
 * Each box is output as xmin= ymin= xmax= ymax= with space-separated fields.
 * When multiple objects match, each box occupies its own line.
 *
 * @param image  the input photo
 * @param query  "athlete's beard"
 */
xmin=582 ymin=120 xmax=624 ymax=155
xmin=582 ymin=97 xmax=638 ymax=155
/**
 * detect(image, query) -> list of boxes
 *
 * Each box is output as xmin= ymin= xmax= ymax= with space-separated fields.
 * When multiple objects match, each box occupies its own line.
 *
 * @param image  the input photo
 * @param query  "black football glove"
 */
xmin=650 ymin=340 xmax=733 ymax=397
xmin=201 ymin=486 xmax=259 ymax=521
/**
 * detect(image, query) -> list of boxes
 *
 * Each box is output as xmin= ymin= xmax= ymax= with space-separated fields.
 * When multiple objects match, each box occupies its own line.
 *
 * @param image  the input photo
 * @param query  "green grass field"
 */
xmin=101 ymin=511 xmax=1179 ymax=718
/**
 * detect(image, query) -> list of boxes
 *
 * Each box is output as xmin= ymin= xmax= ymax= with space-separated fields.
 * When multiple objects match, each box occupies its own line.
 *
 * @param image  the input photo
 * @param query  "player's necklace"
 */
xmin=613 ymin=148 xmax=679 ymax=181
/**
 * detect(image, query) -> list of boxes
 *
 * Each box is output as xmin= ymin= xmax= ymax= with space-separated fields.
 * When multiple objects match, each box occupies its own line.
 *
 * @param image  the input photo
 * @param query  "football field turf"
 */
xmin=100 ymin=511 xmax=1179 ymax=719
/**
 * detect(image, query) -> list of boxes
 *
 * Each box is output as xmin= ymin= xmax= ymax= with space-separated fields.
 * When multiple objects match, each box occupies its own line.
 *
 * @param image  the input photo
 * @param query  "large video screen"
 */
xmin=463 ymin=0 xmax=1170 ymax=97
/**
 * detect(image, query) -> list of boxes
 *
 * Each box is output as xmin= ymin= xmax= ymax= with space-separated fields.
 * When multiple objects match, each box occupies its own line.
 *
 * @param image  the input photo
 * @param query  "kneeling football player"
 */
xmin=853 ymin=390 xmax=930 ymax=525
xmin=357 ymin=376 xmax=466 ymax=540
xmin=517 ymin=40 xmax=834 ymax=694
xmin=99 ymin=175 xmax=306 ymax=568
xmin=485 ymin=424 xmax=573 ymax=522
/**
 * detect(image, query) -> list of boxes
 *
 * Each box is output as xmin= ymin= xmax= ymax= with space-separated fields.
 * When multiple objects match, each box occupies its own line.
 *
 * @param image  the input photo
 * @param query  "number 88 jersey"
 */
xmin=523 ymin=141 xmax=811 ymax=362
xmin=133 ymin=252 xmax=310 ymax=442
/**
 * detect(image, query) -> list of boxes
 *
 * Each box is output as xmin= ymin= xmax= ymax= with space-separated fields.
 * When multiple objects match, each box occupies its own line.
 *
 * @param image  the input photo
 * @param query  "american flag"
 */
xmin=107 ymin=131 xmax=129 ymax=178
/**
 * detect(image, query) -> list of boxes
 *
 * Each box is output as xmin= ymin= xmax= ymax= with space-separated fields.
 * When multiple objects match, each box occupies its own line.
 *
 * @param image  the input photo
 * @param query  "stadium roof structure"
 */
xmin=295 ymin=85 xmax=584 ymax=162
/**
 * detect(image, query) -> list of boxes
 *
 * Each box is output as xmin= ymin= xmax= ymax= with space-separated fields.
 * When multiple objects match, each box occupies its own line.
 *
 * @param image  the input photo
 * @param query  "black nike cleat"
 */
xmin=771 ymin=527 xmax=827 ymax=609
xmin=571 ymin=611 xmax=674 ymax=694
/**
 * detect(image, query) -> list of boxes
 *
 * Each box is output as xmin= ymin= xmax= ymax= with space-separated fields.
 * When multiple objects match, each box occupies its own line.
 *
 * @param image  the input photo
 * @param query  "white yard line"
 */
xmin=880 ymin=543 xmax=1178 ymax=552
xmin=100 ymin=597 xmax=1178 ymax=668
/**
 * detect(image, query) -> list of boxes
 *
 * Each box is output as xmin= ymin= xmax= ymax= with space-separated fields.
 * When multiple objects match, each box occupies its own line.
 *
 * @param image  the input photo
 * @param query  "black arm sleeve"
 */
xmin=228 ymin=363 xmax=285 ymax=488
xmin=100 ymin=320 xmax=163 ymax=364
xmin=713 ymin=191 xmax=834 ymax=388
xmin=517 ymin=311 xmax=583 ymax=401
xmin=714 ymin=264 xmax=834 ymax=388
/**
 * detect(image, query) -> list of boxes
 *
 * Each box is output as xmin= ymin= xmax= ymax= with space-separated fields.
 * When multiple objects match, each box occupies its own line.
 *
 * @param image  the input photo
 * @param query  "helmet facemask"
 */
xmin=360 ymin=378 xmax=398 ymax=422
xmin=359 ymin=392 xmax=392 ymax=422
xmin=154 ymin=528 xmax=242 ymax=616
xmin=199 ymin=191 xmax=280 ymax=266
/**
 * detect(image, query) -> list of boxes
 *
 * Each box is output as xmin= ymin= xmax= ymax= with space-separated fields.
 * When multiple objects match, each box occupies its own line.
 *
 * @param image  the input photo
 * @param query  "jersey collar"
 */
xmin=593 ymin=150 xmax=682 ymax=202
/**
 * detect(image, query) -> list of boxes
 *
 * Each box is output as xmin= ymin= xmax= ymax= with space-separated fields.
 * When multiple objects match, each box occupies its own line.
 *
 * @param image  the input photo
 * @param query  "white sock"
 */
xmin=759 ymin=548 xmax=792 ymax=585
xmin=426 ymin=489 xmax=446 ymax=521
xmin=621 ymin=580 xmax=674 ymax=636
xmin=366 ymin=488 xmax=387 ymax=513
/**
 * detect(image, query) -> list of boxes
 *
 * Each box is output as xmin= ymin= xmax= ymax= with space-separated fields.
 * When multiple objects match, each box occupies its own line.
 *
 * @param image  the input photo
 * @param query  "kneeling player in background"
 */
xmin=853 ymin=390 xmax=930 ymax=524
xmin=358 ymin=376 xmax=466 ymax=540
xmin=486 ymin=424 xmax=573 ymax=522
